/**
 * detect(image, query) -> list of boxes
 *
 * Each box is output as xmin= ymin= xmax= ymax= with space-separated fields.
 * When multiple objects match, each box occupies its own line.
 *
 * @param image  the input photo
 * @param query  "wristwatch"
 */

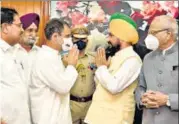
xmin=166 ymin=96 xmax=170 ymax=106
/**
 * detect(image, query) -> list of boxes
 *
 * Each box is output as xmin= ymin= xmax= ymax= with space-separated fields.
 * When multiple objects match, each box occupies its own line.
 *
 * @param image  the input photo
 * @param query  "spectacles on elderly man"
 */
xmin=149 ymin=28 xmax=169 ymax=35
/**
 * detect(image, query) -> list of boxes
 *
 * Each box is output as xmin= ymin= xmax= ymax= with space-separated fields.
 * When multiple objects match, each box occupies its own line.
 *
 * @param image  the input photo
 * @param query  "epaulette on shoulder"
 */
xmin=86 ymin=51 xmax=96 ymax=58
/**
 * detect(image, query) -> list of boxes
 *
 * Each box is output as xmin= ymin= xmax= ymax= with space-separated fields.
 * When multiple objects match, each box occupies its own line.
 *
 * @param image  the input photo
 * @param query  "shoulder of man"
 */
xmin=34 ymin=46 xmax=51 ymax=62
xmin=14 ymin=44 xmax=25 ymax=50
xmin=143 ymin=50 xmax=157 ymax=63
xmin=85 ymin=51 xmax=96 ymax=62
xmin=85 ymin=51 xmax=95 ymax=58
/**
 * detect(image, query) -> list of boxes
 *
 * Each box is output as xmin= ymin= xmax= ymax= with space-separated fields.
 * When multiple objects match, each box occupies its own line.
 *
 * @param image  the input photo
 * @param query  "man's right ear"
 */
xmin=1 ymin=23 xmax=10 ymax=34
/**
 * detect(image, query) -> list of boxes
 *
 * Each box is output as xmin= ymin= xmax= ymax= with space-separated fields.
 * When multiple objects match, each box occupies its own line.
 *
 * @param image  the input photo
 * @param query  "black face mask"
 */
xmin=74 ymin=40 xmax=87 ymax=51
xmin=105 ymin=42 xmax=120 ymax=59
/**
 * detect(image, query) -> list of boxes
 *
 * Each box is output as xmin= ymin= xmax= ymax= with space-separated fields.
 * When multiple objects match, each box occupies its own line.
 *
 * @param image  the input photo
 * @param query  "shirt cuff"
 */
xmin=95 ymin=65 xmax=107 ymax=80
xmin=167 ymin=95 xmax=171 ymax=106
xmin=95 ymin=65 xmax=107 ymax=78
xmin=96 ymin=65 xmax=107 ymax=74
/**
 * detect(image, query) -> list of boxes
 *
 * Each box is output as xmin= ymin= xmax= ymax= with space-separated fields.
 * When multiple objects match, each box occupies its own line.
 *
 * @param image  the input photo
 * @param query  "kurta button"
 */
xmin=156 ymin=112 xmax=160 ymax=115
xmin=161 ymin=57 xmax=165 ymax=61
xmin=159 ymin=70 xmax=163 ymax=74
xmin=158 ymin=83 xmax=162 ymax=87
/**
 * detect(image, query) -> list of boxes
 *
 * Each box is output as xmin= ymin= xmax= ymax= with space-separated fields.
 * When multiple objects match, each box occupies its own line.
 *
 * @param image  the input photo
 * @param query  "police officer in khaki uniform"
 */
xmin=70 ymin=25 xmax=96 ymax=124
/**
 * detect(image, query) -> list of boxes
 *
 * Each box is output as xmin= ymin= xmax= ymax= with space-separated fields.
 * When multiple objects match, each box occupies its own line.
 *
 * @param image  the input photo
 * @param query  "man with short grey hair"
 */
xmin=29 ymin=19 xmax=79 ymax=124
xmin=135 ymin=15 xmax=178 ymax=124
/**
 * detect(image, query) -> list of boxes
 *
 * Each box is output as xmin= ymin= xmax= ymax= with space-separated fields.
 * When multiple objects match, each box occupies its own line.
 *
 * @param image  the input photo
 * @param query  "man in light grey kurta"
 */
xmin=135 ymin=15 xmax=178 ymax=124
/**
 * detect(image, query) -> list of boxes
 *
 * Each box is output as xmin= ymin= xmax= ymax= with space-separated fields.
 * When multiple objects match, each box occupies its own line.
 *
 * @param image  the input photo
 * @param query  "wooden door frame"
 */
xmin=37 ymin=1 xmax=50 ymax=46
xmin=1 ymin=1 xmax=51 ymax=46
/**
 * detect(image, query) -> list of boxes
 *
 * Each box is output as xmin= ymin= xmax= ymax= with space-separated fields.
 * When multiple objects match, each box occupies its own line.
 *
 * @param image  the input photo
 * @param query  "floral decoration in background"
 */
xmin=55 ymin=0 xmax=178 ymax=34
xmin=54 ymin=0 xmax=178 ymax=52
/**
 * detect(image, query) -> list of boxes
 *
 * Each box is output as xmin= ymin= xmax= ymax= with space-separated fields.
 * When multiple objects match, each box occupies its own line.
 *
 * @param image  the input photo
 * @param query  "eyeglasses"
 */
xmin=11 ymin=23 xmax=23 ymax=28
xmin=149 ymin=28 xmax=169 ymax=35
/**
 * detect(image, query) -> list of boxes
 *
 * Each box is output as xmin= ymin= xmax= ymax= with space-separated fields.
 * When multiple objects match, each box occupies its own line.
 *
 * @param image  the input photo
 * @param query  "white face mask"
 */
xmin=62 ymin=37 xmax=73 ymax=51
xmin=145 ymin=34 xmax=159 ymax=50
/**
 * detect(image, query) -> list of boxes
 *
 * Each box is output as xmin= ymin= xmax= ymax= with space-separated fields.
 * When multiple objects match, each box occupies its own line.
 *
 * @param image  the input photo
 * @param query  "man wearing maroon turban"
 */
xmin=19 ymin=13 xmax=40 ymax=51
xmin=14 ymin=13 xmax=41 ymax=86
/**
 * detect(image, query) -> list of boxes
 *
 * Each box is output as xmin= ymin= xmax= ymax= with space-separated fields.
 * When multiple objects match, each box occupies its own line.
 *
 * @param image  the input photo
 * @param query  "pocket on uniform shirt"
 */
xmin=171 ymin=65 xmax=178 ymax=80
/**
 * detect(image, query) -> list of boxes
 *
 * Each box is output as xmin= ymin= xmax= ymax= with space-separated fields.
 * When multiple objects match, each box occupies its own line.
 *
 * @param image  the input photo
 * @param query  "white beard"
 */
xmin=24 ymin=37 xmax=38 ymax=46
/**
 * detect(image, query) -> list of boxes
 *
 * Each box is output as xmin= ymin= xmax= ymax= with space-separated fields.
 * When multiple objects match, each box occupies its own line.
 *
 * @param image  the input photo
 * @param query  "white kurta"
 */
xmin=95 ymin=47 xmax=142 ymax=94
xmin=0 ymin=39 xmax=31 ymax=124
xmin=29 ymin=45 xmax=78 ymax=124
xmin=14 ymin=44 xmax=40 ymax=85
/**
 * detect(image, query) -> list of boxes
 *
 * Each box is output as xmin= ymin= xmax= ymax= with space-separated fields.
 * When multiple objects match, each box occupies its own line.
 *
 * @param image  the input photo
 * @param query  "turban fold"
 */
xmin=109 ymin=12 xmax=139 ymax=44
xmin=20 ymin=13 xmax=40 ymax=30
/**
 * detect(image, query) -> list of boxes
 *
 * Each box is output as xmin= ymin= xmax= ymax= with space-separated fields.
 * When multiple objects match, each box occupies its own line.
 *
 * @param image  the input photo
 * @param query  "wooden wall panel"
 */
xmin=1 ymin=0 xmax=50 ymax=46
xmin=25 ymin=1 xmax=34 ymax=13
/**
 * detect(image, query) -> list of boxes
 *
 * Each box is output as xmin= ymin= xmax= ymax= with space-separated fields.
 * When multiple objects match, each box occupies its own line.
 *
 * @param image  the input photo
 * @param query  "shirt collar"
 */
xmin=162 ymin=42 xmax=177 ymax=55
xmin=14 ymin=44 xmax=40 ymax=52
xmin=42 ymin=45 xmax=59 ymax=55
xmin=0 ymin=38 xmax=12 ymax=52
xmin=115 ymin=46 xmax=133 ymax=56
xmin=14 ymin=43 xmax=25 ymax=50
xmin=32 ymin=45 xmax=40 ymax=50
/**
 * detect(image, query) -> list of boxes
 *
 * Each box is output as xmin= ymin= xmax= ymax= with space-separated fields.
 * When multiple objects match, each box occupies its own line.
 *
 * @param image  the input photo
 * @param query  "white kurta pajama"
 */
xmin=29 ymin=45 xmax=78 ymax=124
xmin=0 ymin=39 xmax=31 ymax=124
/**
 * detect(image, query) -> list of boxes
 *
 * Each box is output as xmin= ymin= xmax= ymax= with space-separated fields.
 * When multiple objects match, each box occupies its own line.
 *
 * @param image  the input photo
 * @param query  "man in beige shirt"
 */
xmin=70 ymin=25 xmax=96 ymax=124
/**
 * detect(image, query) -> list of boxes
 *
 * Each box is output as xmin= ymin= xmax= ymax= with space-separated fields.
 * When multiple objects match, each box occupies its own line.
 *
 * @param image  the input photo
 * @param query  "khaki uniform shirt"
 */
xmin=70 ymin=54 xmax=95 ymax=97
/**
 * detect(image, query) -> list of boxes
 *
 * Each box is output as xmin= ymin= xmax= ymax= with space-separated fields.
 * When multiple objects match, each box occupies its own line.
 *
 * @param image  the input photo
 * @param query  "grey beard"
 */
xmin=24 ymin=39 xmax=36 ymax=46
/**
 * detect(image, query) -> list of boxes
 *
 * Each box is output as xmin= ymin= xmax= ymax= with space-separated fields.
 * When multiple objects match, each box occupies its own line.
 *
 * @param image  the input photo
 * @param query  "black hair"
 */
xmin=44 ymin=18 xmax=64 ymax=40
xmin=1 ymin=7 xmax=18 ymax=24
xmin=58 ymin=18 xmax=71 ymax=28
xmin=63 ymin=20 xmax=70 ymax=28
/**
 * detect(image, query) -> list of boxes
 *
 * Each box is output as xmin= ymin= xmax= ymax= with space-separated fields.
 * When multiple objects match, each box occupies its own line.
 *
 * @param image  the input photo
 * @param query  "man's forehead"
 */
xmin=150 ymin=16 xmax=172 ymax=30
xmin=26 ymin=22 xmax=38 ymax=30
xmin=64 ymin=25 xmax=71 ymax=31
xmin=63 ymin=25 xmax=71 ymax=36
xmin=150 ymin=20 xmax=163 ymax=30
